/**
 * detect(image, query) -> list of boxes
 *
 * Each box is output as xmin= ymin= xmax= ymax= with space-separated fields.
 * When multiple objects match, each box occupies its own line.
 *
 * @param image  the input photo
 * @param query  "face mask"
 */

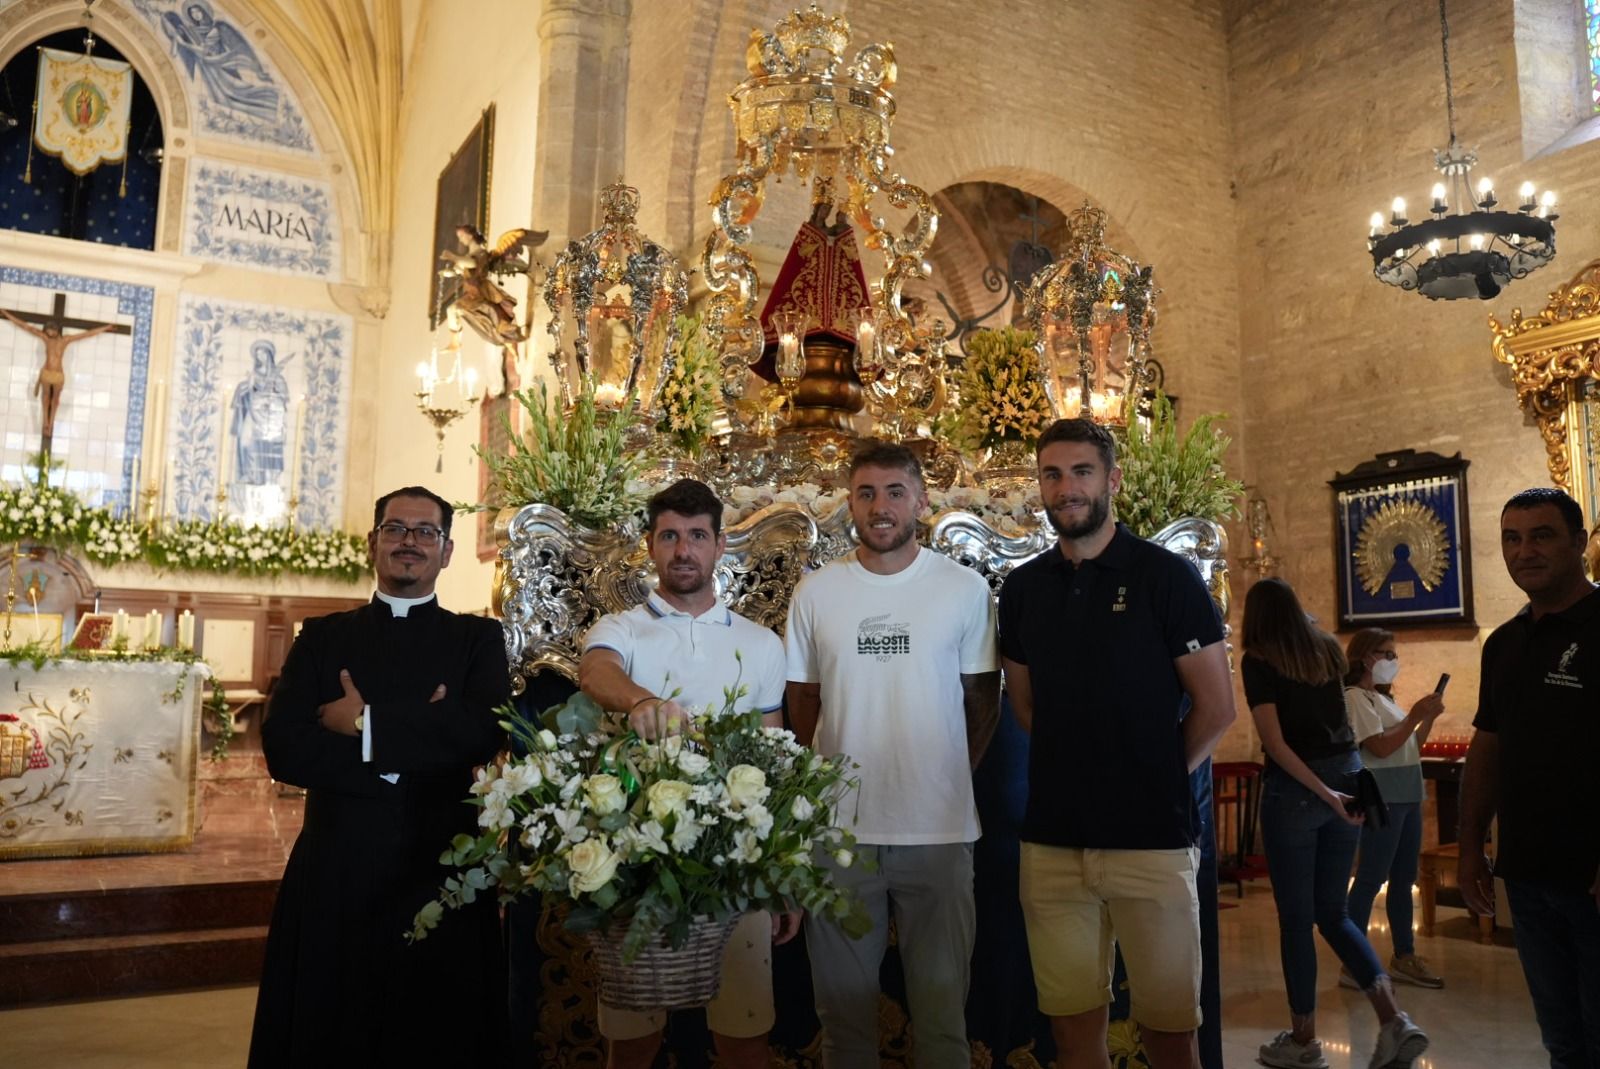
xmin=1371 ymin=658 xmax=1400 ymax=686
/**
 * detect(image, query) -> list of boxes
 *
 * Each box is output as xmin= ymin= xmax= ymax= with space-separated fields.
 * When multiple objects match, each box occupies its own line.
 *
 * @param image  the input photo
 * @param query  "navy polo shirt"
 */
xmin=998 ymin=523 xmax=1225 ymax=849
xmin=1473 ymin=585 xmax=1600 ymax=890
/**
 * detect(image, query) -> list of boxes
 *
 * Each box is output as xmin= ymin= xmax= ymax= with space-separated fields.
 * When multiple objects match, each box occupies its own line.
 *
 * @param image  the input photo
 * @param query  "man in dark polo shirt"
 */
xmin=998 ymin=418 xmax=1236 ymax=1069
xmin=1460 ymin=487 xmax=1599 ymax=1069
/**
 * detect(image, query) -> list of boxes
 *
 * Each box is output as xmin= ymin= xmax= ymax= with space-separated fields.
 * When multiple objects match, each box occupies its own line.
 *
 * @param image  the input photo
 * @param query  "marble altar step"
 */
xmin=0 ymin=880 xmax=277 ymax=1007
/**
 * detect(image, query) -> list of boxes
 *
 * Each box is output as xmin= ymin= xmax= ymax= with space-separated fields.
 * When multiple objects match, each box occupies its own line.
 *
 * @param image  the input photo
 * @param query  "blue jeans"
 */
xmin=1260 ymin=754 xmax=1385 ymax=1015
xmin=1504 ymin=879 xmax=1600 ymax=1069
xmin=1346 ymin=800 xmax=1422 ymax=957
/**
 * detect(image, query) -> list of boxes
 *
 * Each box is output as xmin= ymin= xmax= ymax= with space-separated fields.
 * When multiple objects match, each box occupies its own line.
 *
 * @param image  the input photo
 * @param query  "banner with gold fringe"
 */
xmin=31 ymin=46 xmax=133 ymax=178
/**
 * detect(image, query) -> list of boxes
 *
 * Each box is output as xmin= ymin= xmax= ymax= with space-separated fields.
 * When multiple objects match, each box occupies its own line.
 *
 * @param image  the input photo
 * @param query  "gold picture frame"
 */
xmin=429 ymin=105 xmax=496 ymax=328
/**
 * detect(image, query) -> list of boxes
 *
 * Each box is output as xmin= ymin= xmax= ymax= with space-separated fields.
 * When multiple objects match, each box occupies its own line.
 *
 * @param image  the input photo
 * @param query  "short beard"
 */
xmin=1046 ymin=490 xmax=1111 ymax=540
xmin=860 ymin=520 xmax=917 ymax=555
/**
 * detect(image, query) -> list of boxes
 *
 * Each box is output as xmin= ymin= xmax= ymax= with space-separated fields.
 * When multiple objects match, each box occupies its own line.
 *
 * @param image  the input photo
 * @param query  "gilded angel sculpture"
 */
xmin=438 ymin=224 xmax=548 ymax=350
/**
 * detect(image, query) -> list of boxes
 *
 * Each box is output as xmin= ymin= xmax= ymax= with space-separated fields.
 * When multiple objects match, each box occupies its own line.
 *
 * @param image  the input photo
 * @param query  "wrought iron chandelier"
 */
xmin=1367 ymin=0 xmax=1558 ymax=300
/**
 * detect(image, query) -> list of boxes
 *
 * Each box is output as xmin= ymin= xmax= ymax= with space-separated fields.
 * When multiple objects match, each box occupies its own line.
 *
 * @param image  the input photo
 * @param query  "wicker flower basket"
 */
xmin=587 ymin=914 xmax=739 ymax=1012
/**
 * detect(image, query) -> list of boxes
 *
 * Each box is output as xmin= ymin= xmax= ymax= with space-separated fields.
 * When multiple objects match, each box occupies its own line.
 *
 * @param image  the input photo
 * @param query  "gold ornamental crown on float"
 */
xmin=704 ymin=3 xmax=935 ymax=386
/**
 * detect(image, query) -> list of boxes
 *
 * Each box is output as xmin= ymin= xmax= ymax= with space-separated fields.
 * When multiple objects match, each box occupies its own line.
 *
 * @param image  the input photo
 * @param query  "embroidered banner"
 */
xmin=33 ymin=47 xmax=134 ymax=176
xmin=0 ymin=658 xmax=207 ymax=859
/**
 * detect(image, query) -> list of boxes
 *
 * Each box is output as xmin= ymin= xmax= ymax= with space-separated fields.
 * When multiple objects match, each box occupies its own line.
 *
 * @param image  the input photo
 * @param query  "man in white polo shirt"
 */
xmin=577 ymin=478 xmax=798 ymax=1069
xmin=785 ymin=441 xmax=1001 ymax=1069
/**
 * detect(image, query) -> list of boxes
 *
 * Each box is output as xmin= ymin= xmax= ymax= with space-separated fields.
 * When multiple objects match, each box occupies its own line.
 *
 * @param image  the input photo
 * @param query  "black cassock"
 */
xmin=249 ymin=597 xmax=510 ymax=1067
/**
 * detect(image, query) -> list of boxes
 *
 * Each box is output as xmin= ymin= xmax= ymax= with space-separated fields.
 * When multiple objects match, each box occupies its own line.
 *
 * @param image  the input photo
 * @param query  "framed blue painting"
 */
xmin=1330 ymin=449 xmax=1474 ymax=628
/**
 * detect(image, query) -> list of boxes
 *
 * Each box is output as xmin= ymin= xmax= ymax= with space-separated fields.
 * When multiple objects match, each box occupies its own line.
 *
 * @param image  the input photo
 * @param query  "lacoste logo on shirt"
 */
xmin=856 ymin=613 xmax=910 ymax=661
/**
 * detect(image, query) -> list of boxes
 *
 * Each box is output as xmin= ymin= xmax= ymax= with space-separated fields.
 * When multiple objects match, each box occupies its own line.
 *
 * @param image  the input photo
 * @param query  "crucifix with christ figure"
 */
xmin=0 ymin=293 xmax=132 ymax=461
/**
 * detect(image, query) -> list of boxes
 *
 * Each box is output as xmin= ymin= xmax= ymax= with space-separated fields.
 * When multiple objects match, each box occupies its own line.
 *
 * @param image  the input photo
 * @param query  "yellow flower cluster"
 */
xmin=951 ymin=327 xmax=1053 ymax=449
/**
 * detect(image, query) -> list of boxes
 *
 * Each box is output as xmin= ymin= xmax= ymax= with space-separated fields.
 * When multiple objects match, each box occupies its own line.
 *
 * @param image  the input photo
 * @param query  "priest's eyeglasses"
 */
xmin=375 ymin=522 xmax=445 ymax=546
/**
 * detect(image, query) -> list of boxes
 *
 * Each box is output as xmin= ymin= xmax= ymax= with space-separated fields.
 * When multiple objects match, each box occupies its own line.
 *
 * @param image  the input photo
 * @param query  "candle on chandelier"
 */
xmin=177 ymin=609 xmax=195 ymax=651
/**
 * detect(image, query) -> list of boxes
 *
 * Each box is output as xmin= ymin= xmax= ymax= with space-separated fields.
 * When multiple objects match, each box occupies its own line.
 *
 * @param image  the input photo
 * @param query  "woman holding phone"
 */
xmin=1242 ymin=578 xmax=1429 ymax=1069
xmin=1340 ymin=628 xmax=1446 ymax=989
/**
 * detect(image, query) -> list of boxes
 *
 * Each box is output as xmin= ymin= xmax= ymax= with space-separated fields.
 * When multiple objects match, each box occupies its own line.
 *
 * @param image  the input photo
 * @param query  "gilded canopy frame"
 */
xmin=1490 ymin=258 xmax=1600 ymax=530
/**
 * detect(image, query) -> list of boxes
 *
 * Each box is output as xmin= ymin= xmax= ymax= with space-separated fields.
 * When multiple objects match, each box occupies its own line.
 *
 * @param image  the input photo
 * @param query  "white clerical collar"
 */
xmin=375 ymin=590 xmax=437 ymax=617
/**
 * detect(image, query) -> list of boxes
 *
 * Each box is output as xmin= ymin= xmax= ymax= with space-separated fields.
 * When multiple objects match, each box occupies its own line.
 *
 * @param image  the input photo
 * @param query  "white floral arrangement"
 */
xmin=0 ymin=479 xmax=369 ymax=582
xmin=655 ymin=314 xmax=719 ymax=458
xmin=411 ymin=677 xmax=870 ymax=960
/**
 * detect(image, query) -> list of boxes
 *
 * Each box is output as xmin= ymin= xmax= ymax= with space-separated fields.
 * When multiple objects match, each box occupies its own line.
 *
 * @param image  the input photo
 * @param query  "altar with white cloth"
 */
xmin=0 ymin=658 xmax=208 ymax=860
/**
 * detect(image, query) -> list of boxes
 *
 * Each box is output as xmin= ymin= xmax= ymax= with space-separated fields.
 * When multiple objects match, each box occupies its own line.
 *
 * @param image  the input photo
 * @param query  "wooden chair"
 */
xmin=1417 ymin=841 xmax=1494 ymax=945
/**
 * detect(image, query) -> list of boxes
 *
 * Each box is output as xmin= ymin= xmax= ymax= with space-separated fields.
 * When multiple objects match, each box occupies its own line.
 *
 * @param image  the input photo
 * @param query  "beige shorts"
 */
xmin=1018 ymin=843 xmax=1202 ymax=1032
xmin=597 ymin=911 xmax=775 ymax=1040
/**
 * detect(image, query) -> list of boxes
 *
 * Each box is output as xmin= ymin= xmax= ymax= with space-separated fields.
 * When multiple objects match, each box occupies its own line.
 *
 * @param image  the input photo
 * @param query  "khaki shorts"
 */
xmin=597 ymin=911 xmax=775 ymax=1040
xmin=1018 ymin=843 xmax=1202 ymax=1032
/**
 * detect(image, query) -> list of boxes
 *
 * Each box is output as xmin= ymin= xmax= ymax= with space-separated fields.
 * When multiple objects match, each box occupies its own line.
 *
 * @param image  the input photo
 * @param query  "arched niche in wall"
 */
xmin=0 ymin=28 xmax=165 ymax=250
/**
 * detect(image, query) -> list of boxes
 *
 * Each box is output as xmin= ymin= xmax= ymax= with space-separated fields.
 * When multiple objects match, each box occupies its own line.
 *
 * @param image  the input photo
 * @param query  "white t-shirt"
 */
xmin=583 ymin=592 xmax=785 ymax=717
xmin=1344 ymin=685 xmax=1424 ymax=803
xmin=785 ymin=547 xmax=998 ymax=845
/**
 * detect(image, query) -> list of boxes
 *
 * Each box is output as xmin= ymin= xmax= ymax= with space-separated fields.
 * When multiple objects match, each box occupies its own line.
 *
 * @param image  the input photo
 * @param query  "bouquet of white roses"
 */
xmin=411 ymin=673 xmax=870 ymax=963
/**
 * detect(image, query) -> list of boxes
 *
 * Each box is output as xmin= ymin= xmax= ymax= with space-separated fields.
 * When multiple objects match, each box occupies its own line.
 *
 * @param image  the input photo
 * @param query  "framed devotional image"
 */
xmin=429 ymin=105 xmax=495 ymax=327
xmin=1329 ymin=449 xmax=1474 ymax=629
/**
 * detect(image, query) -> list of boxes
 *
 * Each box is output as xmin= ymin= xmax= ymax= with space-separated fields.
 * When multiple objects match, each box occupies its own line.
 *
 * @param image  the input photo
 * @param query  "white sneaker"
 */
xmin=1368 ymin=1011 xmax=1429 ymax=1068
xmin=1259 ymin=1030 xmax=1329 ymax=1069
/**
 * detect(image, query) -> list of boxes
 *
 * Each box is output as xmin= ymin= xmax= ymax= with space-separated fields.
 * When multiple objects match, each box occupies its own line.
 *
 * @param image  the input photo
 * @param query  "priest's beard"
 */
xmin=1046 ymin=487 xmax=1112 ymax=540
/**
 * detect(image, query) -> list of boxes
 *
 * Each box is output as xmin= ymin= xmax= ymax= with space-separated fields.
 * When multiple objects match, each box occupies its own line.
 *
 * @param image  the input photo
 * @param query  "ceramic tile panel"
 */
xmin=127 ymin=0 xmax=316 ymax=154
xmin=183 ymin=158 xmax=340 ymax=278
xmin=0 ymin=266 xmax=153 ymax=511
xmin=170 ymin=294 xmax=352 ymax=531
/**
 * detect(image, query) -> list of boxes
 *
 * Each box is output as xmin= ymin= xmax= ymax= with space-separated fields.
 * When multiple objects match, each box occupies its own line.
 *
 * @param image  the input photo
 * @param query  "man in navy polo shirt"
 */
xmin=1460 ymin=487 xmax=1599 ymax=1069
xmin=998 ymin=418 xmax=1236 ymax=1069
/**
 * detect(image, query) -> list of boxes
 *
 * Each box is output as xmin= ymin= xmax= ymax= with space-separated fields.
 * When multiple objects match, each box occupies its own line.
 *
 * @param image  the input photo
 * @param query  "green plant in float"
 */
xmin=656 ymin=314 xmax=719 ymax=458
xmin=950 ymin=327 xmax=1053 ymax=449
xmin=1113 ymin=392 xmax=1244 ymax=539
xmin=477 ymin=380 xmax=645 ymax=530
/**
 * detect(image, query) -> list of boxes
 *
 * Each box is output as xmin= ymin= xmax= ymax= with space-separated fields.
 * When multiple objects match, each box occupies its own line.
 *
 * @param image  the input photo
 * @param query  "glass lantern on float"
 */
xmin=1021 ymin=202 xmax=1161 ymax=428
xmin=543 ymin=181 xmax=689 ymax=437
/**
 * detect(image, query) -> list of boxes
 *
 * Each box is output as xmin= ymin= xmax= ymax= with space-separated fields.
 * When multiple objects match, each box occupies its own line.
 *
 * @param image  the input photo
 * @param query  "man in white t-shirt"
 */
xmin=577 ymin=478 xmax=798 ymax=1069
xmin=785 ymin=441 xmax=1001 ymax=1069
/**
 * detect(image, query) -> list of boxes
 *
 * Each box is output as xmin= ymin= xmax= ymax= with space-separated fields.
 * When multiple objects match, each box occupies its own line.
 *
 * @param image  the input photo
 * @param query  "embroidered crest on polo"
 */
xmin=856 ymin=614 xmax=911 ymax=661
xmin=1545 ymin=642 xmax=1583 ymax=690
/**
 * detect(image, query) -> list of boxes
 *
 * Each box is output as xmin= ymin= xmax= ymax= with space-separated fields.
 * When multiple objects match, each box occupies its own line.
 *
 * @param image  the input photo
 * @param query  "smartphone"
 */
xmin=1434 ymin=672 xmax=1451 ymax=696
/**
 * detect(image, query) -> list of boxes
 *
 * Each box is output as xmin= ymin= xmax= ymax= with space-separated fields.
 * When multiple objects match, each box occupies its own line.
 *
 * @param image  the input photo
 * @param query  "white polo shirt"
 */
xmin=583 ymin=592 xmax=785 ymax=716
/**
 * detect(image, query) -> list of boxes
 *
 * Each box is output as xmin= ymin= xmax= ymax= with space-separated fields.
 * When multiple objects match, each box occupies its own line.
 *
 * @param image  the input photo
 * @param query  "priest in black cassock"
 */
xmin=249 ymin=485 xmax=510 ymax=1066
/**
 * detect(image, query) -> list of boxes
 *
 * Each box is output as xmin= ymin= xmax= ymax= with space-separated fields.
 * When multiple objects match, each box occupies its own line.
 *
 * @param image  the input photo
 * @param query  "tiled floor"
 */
xmin=0 ymin=881 xmax=1545 ymax=1068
